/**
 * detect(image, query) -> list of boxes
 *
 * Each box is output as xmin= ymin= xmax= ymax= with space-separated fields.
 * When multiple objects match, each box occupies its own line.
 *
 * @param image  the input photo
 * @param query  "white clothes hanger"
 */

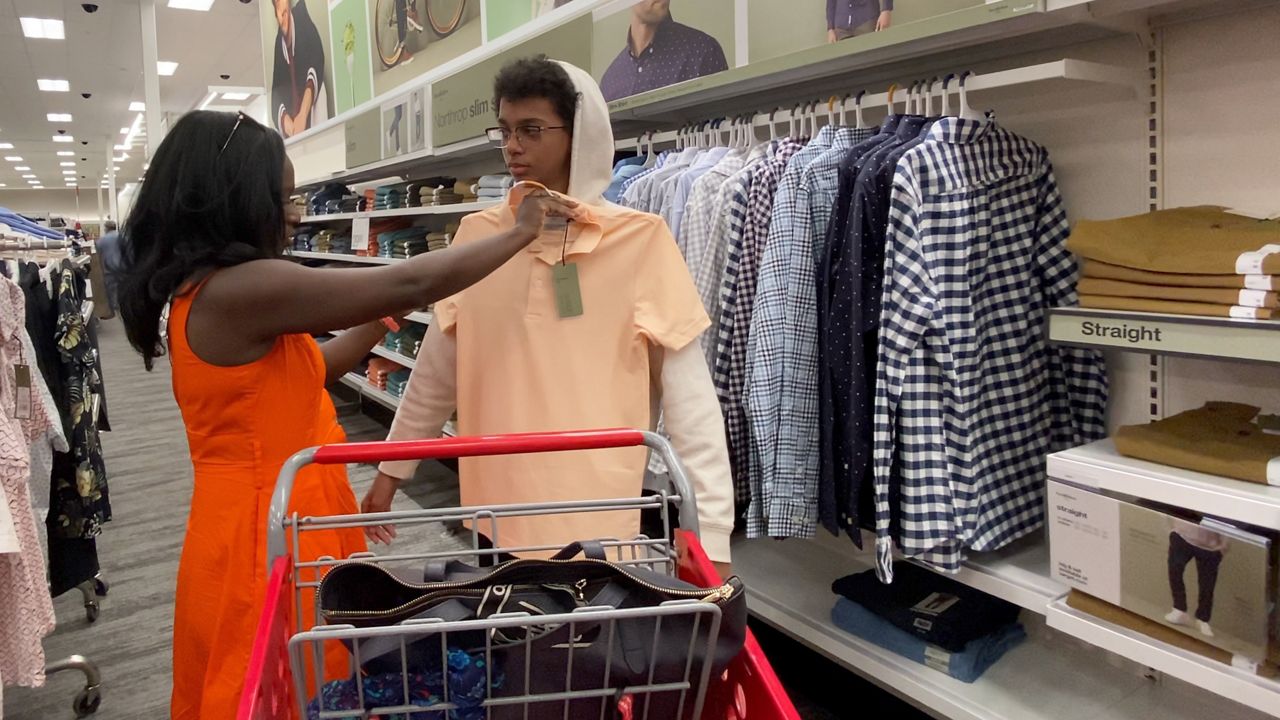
xmin=886 ymin=83 xmax=900 ymax=118
xmin=958 ymin=71 xmax=985 ymax=121
xmin=644 ymin=131 xmax=658 ymax=167
xmin=940 ymin=74 xmax=954 ymax=117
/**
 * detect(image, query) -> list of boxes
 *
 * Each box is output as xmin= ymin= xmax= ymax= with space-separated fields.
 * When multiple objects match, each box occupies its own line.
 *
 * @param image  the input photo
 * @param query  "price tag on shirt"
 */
xmin=13 ymin=364 xmax=32 ymax=420
xmin=553 ymin=263 xmax=583 ymax=319
xmin=351 ymin=216 xmax=371 ymax=253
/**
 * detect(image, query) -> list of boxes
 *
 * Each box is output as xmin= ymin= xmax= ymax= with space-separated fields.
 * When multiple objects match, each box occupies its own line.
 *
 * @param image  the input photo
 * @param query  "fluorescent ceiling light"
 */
xmin=62 ymin=170 xmax=75 ymax=175
xmin=23 ymin=175 xmax=37 ymax=179
xmin=221 ymin=91 xmax=251 ymax=101
xmin=129 ymin=101 xmax=145 ymax=112
xmin=4 ymin=156 xmax=22 ymax=162
xmin=14 ymin=166 xmax=30 ymax=171
xmin=168 ymin=0 xmax=215 ymax=9
xmin=47 ymin=113 xmax=73 ymax=122
xmin=0 ymin=184 xmax=5 ymax=187
xmin=114 ymin=144 xmax=129 ymax=151
xmin=56 ymin=150 xmax=73 ymax=156
xmin=52 ymin=135 xmax=73 ymax=143
xmin=157 ymin=61 xmax=179 ymax=76
xmin=120 ymin=127 xmax=129 ymax=135
xmin=20 ymin=17 xmax=65 ymax=40
xmin=60 ymin=161 xmax=75 ymax=167
xmin=32 ymin=186 xmax=44 ymax=189
xmin=37 ymin=78 xmax=70 ymax=92
xmin=0 ymin=143 xmax=12 ymax=150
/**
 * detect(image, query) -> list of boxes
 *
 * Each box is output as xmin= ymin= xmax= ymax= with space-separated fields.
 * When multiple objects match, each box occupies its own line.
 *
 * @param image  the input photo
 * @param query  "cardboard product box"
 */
xmin=1047 ymin=479 xmax=1276 ymax=664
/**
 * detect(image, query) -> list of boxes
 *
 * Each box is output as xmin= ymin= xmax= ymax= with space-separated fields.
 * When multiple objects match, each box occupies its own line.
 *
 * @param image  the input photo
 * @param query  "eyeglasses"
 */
xmin=218 ymin=111 xmax=249 ymax=157
xmin=485 ymin=125 xmax=568 ymax=148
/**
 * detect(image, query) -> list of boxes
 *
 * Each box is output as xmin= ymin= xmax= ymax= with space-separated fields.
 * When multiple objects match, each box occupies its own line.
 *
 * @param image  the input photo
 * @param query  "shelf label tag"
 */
xmin=351 ymin=217 xmax=371 ymax=252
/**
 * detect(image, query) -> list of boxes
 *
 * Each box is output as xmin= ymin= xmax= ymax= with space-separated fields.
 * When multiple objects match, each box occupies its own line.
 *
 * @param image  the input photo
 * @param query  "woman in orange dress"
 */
xmin=115 ymin=110 xmax=575 ymax=719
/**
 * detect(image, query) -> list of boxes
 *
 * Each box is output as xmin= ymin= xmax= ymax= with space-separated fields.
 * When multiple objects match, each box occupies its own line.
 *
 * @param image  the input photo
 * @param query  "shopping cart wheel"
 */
xmin=84 ymin=600 xmax=99 ymax=623
xmin=93 ymin=575 xmax=109 ymax=597
xmin=72 ymin=686 xmax=101 ymax=717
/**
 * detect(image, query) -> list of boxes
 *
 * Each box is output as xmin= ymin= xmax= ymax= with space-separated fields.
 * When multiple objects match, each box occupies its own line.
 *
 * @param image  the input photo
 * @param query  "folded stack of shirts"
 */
xmin=292 ymin=229 xmax=315 ymax=252
xmin=456 ymin=177 xmax=479 ymax=203
xmin=374 ymin=183 xmax=411 ymax=211
xmin=429 ymin=185 xmax=464 ymax=206
xmin=366 ymin=358 xmax=401 ymax=391
xmin=1068 ymin=206 xmax=1280 ymax=320
xmin=386 ymin=368 xmax=412 ymax=398
xmin=363 ymin=189 xmax=375 ymax=211
xmin=425 ymin=232 xmax=450 ymax=252
xmin=375 ymin=227 xmax=430 ymax=259
xmin=385 ymin=324 xmax=426 ymax=357
xmin=338 ymin=194 xmax=361 ymax=213
xmin=406 ymin=176 xmax=457 ymax=208
xmin=312 ymin=229 xmax=334 ymax=253
xmin=307 ymin=183 xmax=351 ymax=216
xmin=829 ymin=563 xmax=1024 ymax=683
xmin=476 ymin=174 xmax=514 ymax=201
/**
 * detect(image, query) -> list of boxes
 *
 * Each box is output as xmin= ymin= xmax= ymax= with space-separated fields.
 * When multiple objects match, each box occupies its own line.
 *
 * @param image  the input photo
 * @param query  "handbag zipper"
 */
xmin=321 ymin=559 xmax=742 ymax=620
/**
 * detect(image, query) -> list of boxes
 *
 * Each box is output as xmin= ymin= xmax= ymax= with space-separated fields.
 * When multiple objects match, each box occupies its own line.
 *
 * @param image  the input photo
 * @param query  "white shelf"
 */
xmin=734 ymin=537 xmax=1270 ymax=720
xmin=806 ymin=531 xmax=1064 ymax=615
xmin=289 ymin=250 xmax=398 ymax=265
xmin=1047 ymin=440 xmax=1280 ymax=531
xmin=339 ymin=372 xmax=401 ymax=411
xmin=1048 ymin=307 xmax=1280 ymax=364
xmin=300 ymin=200 xmax=497 ymax=223
xmin=406 ymin=311 xmax=433 ymax=325
xmin=295 ymin=136 xmax=494 ymax=189
xmin=369 ymin=343 xmax=416 ymax=370
xmin=1046 ymin=598 xmax=1280 ymax=718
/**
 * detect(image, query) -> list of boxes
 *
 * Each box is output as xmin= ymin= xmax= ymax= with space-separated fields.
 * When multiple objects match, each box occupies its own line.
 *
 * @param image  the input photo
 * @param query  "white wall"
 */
xmin=0 ymin=189 xmax=108 ymax=224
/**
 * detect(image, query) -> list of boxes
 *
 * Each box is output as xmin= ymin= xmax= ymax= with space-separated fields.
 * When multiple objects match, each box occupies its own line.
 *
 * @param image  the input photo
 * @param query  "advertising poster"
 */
xmin=747 ymin=0 xmax=986 ymax=65
xmin=382 ymin=94 xmax=412 ymax=158
xmin=483 ymin=0 xmax=583 ymax=41
xmin=368 ymin=0 xmax=483 ymax=97
xmin=261 ymin=0 xmax=336 ymax=137
xmin=329 ymin=0 xmax=375 ymax=114
xmin=409 ymin=85 xmax=428 ymax=151
xmin=591 ymin=0 xmax=734 ymax=103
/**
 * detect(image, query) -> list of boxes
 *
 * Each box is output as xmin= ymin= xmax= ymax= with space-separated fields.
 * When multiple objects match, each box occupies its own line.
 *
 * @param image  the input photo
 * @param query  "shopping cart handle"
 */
xmin=311 ymin=428 xmax=648 ymax=464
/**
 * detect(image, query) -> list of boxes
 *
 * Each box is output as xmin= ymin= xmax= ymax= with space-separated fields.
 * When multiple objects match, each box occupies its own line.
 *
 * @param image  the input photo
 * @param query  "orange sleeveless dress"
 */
xmin=167 ymin=282 xmax=366 ymax=719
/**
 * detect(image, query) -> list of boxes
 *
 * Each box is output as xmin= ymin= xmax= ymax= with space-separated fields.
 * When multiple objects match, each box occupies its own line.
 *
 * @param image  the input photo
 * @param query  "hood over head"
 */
xmin=553 ymin=60 xmax=613 ymax=205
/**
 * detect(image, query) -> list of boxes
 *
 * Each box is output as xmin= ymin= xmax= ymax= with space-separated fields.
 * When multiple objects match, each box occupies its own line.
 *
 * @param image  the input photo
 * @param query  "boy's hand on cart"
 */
xmin=360 ymin=472 xmax=402 ymax=545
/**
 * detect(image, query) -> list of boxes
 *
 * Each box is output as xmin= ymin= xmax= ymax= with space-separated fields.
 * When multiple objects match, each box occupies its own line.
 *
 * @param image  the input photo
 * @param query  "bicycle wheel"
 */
xmin=374 ymin=0 xmax=405 ymax=68
xmin=425 ymin=0 xmax=467 ymax=38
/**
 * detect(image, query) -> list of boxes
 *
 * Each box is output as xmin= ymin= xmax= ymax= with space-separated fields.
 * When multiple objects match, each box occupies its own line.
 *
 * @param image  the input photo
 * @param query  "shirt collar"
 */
xmin=627 ymin=15 xmax=674 ymax=59
xmin=505 ymin=194 xmax=604 ymax=264
xmin=928 ymin=115 xmax=996 ymax=145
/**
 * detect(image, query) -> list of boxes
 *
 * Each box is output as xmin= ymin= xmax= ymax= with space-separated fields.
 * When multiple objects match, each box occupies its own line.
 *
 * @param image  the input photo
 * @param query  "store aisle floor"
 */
xmin=3 ymin=319 xmax=460 ymax=719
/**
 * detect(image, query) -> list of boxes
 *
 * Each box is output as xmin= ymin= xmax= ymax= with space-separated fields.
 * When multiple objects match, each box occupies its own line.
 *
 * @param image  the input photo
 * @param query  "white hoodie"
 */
xmin=379 ymin=60 xmax=735 ymax=562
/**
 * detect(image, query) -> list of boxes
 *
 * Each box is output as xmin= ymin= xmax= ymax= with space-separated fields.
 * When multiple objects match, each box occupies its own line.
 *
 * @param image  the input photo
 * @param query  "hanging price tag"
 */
xmin=351 ymin=217 xmax=371 ymax=252
xmin=13 ymin=364 xmax=32 ymax=420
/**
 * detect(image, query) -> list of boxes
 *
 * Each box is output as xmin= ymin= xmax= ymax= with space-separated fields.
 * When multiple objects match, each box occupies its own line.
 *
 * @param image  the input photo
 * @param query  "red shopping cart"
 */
xmin=238 ymin=429 xmax=799 ymax=720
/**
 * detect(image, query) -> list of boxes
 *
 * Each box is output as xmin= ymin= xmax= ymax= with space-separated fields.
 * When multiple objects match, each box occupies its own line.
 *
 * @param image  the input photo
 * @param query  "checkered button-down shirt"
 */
xmin=872 ymin=118 xmax=1108 ymax=580
xmin=743 ymin=126 xmax=837 ymax=538
xmin=716 ymin=138 xmax=804 ymax=517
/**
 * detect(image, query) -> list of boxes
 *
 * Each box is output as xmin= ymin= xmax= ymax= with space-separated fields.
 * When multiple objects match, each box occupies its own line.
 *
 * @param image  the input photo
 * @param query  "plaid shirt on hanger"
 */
xmin=872 ymin=117 xmax=1108 ymax=581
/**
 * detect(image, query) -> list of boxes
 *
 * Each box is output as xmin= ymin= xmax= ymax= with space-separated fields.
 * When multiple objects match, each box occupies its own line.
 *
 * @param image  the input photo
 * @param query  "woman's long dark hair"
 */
xmin=118 ymin=110 xmax=288 ymax=370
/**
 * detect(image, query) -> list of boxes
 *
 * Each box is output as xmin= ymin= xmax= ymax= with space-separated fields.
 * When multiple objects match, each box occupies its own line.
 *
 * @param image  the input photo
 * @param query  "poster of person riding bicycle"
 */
xmin=369 ymin=0 xmax=483 ymax=96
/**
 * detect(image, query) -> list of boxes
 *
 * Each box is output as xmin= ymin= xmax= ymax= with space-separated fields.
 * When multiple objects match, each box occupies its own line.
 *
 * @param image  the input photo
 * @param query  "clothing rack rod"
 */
xmin=612 ymin=59 xmax=1139 ymax=150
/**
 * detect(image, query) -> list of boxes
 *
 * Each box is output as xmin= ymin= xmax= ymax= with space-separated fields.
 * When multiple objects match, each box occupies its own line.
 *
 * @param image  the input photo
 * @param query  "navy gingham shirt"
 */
xmin=872 ymin=117 xmax=1108 ymax=580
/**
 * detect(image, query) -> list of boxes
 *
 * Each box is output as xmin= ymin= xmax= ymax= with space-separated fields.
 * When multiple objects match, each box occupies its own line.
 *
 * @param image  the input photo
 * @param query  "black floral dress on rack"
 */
xmin=49 ymin=259 xmax=110 ymax=539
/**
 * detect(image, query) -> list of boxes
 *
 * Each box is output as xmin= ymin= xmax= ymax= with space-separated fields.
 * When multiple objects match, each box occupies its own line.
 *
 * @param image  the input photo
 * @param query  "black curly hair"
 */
xmin=492 ymin=55 xmax=578 ymax=134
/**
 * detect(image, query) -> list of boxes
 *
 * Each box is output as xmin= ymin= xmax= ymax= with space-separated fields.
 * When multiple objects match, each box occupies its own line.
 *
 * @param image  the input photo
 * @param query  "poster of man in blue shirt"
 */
xmin=599 ymin=0 xmax=728 ymax=102
xmin=828 ymin=0 xmax=892 ymax=42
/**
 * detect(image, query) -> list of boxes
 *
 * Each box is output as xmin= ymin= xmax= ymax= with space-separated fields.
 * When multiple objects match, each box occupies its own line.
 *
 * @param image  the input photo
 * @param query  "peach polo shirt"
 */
xmin=434 ymin=197 xmax=710 ymax=550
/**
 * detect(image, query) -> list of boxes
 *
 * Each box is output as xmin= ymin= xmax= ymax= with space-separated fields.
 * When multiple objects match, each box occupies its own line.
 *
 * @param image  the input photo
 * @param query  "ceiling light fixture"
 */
xmin=37 ymin=78 xmax=70 ymax=92
xmin=52 ymin=135 xmax=74 ymax=143
xmin=168 ymin=0 xmax=216 ymax=10
xmin=56 ymin=150 xmax=73 ymax=156
xmin=129 ymin=101 xmax=145 ymax=112
xmin=221 ymin=91 xmax=252 ymax=101
xmin=0 ymin=143 xmax=13 ymax=150
xmin=120 ymin=127 xmax=129 ymax=135
xmin=62 ymin=170 xmax=76 ymax=175
xmin=23 ymin=175 xmax=36 ymax=179
xmin=14 ymin=166 xmax=30 ymax=171
xmin=47 ymin=112 xmax=73 ymax=122
xmin=113 ymin=143 xmax=129 ymax=151
xmin=0 ymin=184 xmax=6 ymax=188
xmin=60 ymin=162 xmax=75 ymax=167
xmin=157 ymin=61 xmax=179 ymax=76
xmin=20 ymin=17 xmax=65 ymax=40
xmin=4 ymin=156 xmax=22 ymax=162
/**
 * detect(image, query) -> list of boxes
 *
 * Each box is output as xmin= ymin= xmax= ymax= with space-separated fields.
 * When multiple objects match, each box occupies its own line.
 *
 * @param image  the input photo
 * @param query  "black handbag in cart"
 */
xmin=318 ymin=541 xmax=746 ymax=719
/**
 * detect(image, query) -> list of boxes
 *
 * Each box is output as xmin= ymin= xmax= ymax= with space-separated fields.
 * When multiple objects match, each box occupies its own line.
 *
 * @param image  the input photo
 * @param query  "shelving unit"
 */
xmin=339 ymin=372 xmax=400 ymax=411
xmin=1048 ymin=308 xmax=1280 ymax=363
xmin=733 ymin=537 xmax=1267 ymax=720
xmin=1046 ymin=599 xmax=1280 ymax=718
xmin=1047 ymin=440 xmax=1280 ymax=531
xmin=290 ymin=250 xmax=397 ymax=265
xmin=300 ymin=200 xmax=497 ymax=223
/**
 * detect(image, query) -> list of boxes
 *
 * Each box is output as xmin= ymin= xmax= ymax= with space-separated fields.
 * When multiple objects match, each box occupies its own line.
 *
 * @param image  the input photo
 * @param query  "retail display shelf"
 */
xmin=339 ymin=373 xmax=400 ymax=411
xmin=369 ymin=344 xmax=416 ymax=370
xmin=295 ymin=137 xmax=494 ymax=190
xmin=1047 ymin=440 xmax=1280 ymax=531
xmin=406 ymin=311 xmax=433 ymax=325
xmin=1048 ymin=307 xmax=1280 ymax=364
xmin=288 ymin=251 xmax=398 ymax=265
xmin=734 ymin=537 xmax=1266 ymax=720
xmin=807 ymin=531 xmax=1064 ymax=615
xmin=1045 ymin=598 xmax=1280 ymax=718
xmin=300 ymin=200 xmax=498 ymax=223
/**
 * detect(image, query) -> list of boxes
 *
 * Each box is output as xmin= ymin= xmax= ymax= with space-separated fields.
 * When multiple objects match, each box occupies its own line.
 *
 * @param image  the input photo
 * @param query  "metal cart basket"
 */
xmin=238 ymin=429 xmax=799 ymax=720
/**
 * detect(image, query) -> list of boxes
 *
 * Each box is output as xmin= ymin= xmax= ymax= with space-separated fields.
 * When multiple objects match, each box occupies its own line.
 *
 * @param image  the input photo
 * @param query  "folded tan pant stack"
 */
xmin=1068 ymin=206 xmax=1280 ymax=319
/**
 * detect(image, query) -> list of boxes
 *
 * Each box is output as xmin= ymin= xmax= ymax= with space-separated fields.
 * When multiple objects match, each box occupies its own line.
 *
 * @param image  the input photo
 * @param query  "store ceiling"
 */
xmin=0 ymin=0 xmax=263 ymax=196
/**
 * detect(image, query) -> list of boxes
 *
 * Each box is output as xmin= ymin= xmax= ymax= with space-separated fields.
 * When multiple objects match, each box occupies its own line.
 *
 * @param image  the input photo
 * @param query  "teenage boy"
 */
xmin=365 ymin=57 xmax=734 ymax=573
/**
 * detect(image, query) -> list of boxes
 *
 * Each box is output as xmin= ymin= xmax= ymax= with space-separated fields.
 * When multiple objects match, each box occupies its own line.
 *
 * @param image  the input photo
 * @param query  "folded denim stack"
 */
xmin=376 ymin=227 xmax=431 ymax=259
xmin=374 ymin=183 xmax=411 ymax=211
xmin=386 ymin=368 xmax=412 ymax=398
xmin=307 ymin=183 xmax=351 ymax=216
xmin=476 ymin=174 xmax=514 ymax=201
xmin=1069 ymin=206 xmax=1280 ymax=320
xmin=292 ymin=229 xmax=316 ymax=252
xmin=384 ymin=324 xmax=426 ymax=357
xmin=829 ymin=563 xmax=1024 ymax=683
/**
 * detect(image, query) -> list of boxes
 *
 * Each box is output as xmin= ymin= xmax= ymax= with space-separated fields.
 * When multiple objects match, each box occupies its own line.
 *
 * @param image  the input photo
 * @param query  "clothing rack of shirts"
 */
xmin=610 ymin=55 xmax=1115 ymax=586
xmin=0 ymin=236 xmax=108 ymax=717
